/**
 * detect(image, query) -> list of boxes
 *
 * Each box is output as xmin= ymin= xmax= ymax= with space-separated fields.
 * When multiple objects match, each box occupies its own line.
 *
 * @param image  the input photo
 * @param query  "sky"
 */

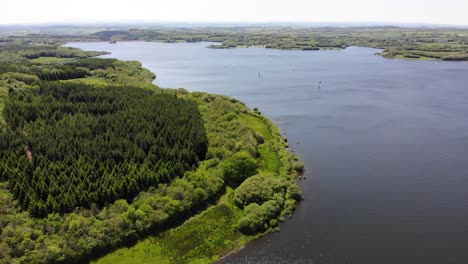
xmin=2 ymin=0 xmax=468 ymax=26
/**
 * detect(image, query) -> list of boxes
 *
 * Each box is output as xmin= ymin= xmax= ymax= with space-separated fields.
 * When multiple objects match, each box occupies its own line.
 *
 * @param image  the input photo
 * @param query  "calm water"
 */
xmin=67 ymin=42 xmax=468 ymax=264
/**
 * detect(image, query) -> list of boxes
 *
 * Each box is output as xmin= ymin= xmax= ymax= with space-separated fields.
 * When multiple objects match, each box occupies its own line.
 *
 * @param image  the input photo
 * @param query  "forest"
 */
xmin=0 ymin=40 xmax=301 ymax=263
xmin=1 ymin=82 xmax=207 ymax=217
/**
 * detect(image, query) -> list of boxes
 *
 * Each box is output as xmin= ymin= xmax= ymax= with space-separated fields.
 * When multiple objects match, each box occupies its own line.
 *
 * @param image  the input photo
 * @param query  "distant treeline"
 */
xmin=0 ymin=58 xmax=124 ymax=83
xmin=0 ymin=42 xmax=106 ymax=62
xmin=86 ymin=27 xmax=468 ymax=60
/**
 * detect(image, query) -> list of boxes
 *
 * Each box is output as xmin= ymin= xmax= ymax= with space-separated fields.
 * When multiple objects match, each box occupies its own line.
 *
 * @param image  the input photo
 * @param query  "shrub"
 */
xmin=254 ymin=132 xmax=264 ymax=144
xmin=222 ymin=151 xmax=258 ymax=188
xmin=233 ymin=174 xmax=289 ymax=207
xmin=292 ymin=161 xmax=304 ymax=172
xmin=236 ymin=200 xmax=282 ymax=235
xmin=287 ymin=184 xmax=302 ymax=201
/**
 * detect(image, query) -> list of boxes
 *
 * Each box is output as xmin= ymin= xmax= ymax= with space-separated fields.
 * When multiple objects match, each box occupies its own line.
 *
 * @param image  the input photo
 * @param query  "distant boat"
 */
xmin=109 ymin=40 xmax=117 ymax=44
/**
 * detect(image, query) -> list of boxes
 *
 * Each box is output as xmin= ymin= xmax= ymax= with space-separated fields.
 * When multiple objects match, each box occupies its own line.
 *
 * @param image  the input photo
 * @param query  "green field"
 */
xmin=239 ymin=113 xmax=272 ymax=140
xmin=258 ymin=144 xmax=281 ymax=173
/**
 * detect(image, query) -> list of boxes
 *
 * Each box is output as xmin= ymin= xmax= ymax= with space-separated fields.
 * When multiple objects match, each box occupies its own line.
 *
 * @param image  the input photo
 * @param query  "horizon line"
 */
xmin=1 ymin=20 xmax=468 ymax=28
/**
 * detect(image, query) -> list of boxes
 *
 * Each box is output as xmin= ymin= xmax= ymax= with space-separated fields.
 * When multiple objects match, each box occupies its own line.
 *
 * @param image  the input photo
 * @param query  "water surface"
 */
xmin=67 ymin=42 xmax=468 ymax=264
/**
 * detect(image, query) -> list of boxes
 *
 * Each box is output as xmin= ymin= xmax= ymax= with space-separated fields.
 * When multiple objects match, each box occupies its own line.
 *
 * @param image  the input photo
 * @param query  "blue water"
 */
xmin=68 ymin=42 xmax=468 ymax=264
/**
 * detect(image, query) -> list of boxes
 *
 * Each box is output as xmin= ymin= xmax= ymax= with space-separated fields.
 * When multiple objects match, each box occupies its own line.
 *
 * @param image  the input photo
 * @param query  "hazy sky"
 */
xmin=3 ymin=0 xmax=468 ymax=25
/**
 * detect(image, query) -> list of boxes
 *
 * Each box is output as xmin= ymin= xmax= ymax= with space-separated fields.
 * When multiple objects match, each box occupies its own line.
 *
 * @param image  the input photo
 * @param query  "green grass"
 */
xmin=238 ymin=114 xmax=281 ymax=173
xmin=90 ymin=239 xmax=169 ymax=264
xmin=29 ymin=57 xmax=76 ymax=63
xmin=239 ymin=114 xmax=271 ymax=140
xmin=258 ymin=144 xmax=281 ymax=173
xmin=92 ymin=192 xmax=248 ymax=264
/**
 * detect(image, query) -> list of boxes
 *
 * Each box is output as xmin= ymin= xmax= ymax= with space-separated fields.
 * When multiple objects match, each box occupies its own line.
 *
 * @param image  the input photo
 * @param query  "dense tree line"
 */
xmin=0 ymin=62 xmax=90 ymax=81
xmin=1 ymin=59 xmax=155 ymax=91
xmin=3 ymin=63 xmax=131 ymax=84
xmin=0 ymin=42 xmax=107 ymax=63
xmin=35 ymin=66 xmax=90 ymax=81
xmin=2 ymin=43 xmax=106 ymax=58
xmin=90 ymin=31 xmax=131 ymax=41
xmin=0 ymin=82 xmax=207 ymax=216
xmin=68 ymin=58 xmax=118 ymax=70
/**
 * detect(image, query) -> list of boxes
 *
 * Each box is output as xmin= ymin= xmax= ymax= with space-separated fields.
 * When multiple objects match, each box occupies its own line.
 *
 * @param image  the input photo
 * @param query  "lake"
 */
xmin=67 ymin=42 xmax=468 ymax=264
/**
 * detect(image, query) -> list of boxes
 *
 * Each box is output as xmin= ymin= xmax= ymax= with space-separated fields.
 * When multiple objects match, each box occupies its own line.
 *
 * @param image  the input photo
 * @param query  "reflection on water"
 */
xmin=67 ymin=42 xmax=468 ymax=264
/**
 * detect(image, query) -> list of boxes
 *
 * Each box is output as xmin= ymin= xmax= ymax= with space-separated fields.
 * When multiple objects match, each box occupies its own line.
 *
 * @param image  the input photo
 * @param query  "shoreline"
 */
xmin=67 ymin=40 xmax=462 ymax=62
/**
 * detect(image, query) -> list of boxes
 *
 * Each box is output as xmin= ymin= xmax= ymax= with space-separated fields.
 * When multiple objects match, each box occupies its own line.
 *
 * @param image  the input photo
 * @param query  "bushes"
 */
xmin=0 ymin=72 xmax=39 ymax=85
xmin=233 ymin=174 xmax=289 ymax=207
xmin=292 ymin=161 xmax=305 ymax=172
xmin=237 ymin=200 xmax=282 ymax=235
xmin=254 ymin=131 xmax=264 ymax=144
xmin=233 ymin=174 xmax=301 ymax=235
xmin=287 ymin=184 xmax=303 ymax=201
xmin=221 ymin=151 xmax=258 ymax=188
